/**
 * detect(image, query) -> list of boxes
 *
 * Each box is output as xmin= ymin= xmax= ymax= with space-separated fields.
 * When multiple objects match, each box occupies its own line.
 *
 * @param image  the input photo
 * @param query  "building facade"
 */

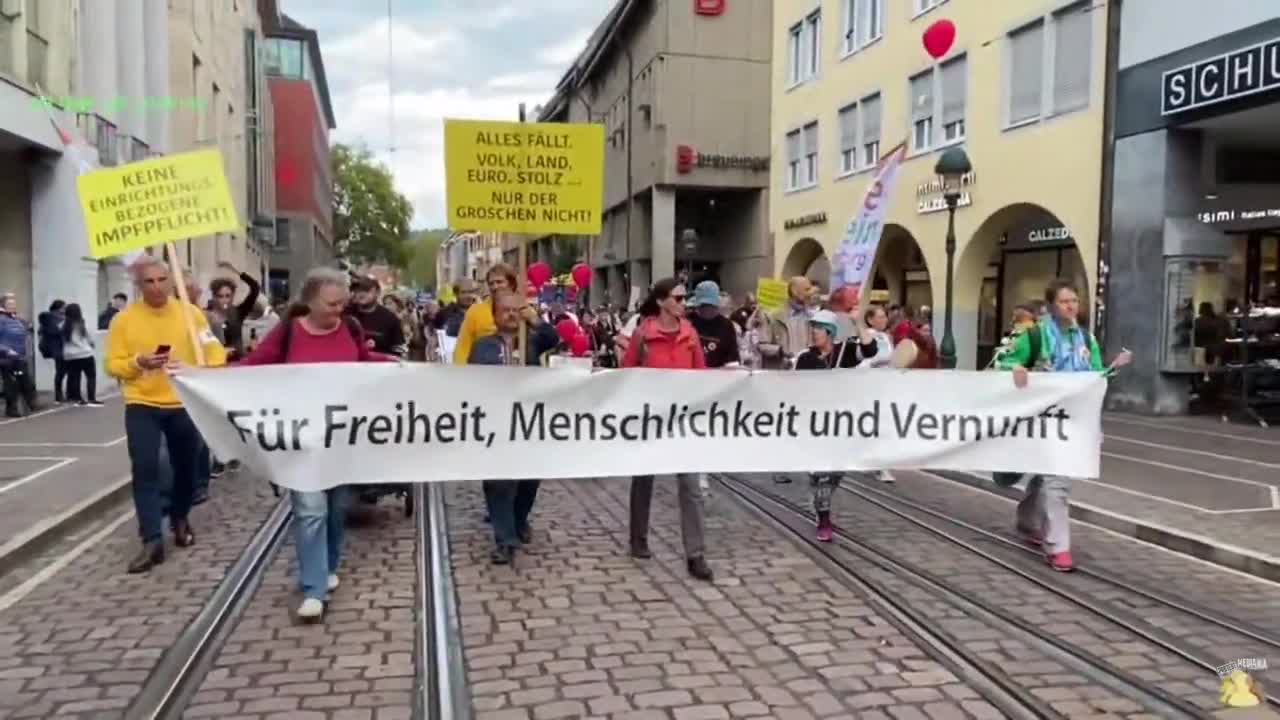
xmin=436 ymin=232 xmax=471 ymax=292
xmin=536 ymin=0 xmax=773 ymax=308
xmin=771 ymin=0 xmax=1108 ymax=369
xmin=1104 ymin=2 xmax=1280 ymax=413
xmin=265 ymin=13 xmax=336 ymax=303
xmin=0 ymin=0 xmax=172 ymax=390
xmin=168 ymin=0 xmax=277 ymax=295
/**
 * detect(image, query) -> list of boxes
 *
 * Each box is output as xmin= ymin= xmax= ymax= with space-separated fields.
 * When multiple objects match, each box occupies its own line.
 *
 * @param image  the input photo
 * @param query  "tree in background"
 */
xmin=332 ymin=143 xmax=413 ymax=269
xmin=405 ymin=228 xmax=449 ymax=290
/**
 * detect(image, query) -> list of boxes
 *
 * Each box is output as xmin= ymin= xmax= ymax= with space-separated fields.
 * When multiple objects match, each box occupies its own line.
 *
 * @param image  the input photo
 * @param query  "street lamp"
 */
xmin=681 ymin=228 xmax=698 ymax=282
xmin=934 ymin=146 xmax=971 ymax=370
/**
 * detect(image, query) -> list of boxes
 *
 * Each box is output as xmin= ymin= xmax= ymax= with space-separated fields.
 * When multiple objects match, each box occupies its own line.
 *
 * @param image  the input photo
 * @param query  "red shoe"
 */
xmin=1047 ymin=551 xmax=1074 ymax=572
xmin=816 ymin=513 xmax=834 ymax=543
xmin=1016 ymin=525 xmax=1043 ymax=547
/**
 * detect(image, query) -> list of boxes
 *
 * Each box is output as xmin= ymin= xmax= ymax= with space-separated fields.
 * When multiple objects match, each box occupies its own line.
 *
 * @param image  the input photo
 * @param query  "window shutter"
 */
xmin=1009 ymin=21 xmax=1044 ymax=123
xmin=786 ymin=130 xmax=801 ymax=164
xmin=803 ymin=122 xmax=819 ymax=156
xmin=860 ymin=94 xmax=881 ymax=144
xmin=910 ymin=72 xmax=933 ymax=121
xmin=839 ymin=105 xmax=858 ymax=152
xmin=1052 ymin=3 xmax=1091 ymax=113
xmin=940 ymin=56 xmax=966 ymax=126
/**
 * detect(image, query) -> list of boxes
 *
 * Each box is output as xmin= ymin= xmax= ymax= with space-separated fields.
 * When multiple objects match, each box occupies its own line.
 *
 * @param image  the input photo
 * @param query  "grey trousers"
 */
xmin=630 ymin=474 xmax=706 ymax=559
xmin=1017 ymin=474 xmax=1073 ymax=554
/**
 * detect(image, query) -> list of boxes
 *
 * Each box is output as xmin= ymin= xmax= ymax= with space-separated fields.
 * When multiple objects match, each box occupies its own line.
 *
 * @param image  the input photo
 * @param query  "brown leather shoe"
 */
xmin=172 ymin=519 xmax=195 ymax=548
xmin=128 ymin=541 xmax=165 ymax=574
xmin=687 ymin=556 xmax=714 ymax=582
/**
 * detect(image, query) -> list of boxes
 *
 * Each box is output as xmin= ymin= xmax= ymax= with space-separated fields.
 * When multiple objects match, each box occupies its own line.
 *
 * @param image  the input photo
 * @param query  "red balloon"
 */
xmin=922 ymin=19 xmax=956 ymax=59
xmin=569 ymin=332 xmax=591 ymax=357
xmin=571 ymin=262 xmax=592 ymax=289
xmin=555 ymin=318 xmax=579 ymax=345
xmin=527 ymin=261 xmax=552 ymax=288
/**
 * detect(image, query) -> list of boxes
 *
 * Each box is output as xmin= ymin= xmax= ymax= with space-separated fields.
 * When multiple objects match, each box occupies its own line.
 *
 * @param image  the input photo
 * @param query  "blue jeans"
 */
xmin=125 ymin=405 xmax=201 ymax=543
xmin=482 ymin=480 xmax=540 ymax=547
xmin=291 ymin=487 xmax=349 ymax=601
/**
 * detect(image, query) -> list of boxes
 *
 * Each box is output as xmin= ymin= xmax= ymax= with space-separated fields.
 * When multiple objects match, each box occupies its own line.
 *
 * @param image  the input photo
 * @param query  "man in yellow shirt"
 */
xmin=452 ymin=263 xmax=518 ymax=364
xmin=107 ymin=255 xmax=226 ymax=573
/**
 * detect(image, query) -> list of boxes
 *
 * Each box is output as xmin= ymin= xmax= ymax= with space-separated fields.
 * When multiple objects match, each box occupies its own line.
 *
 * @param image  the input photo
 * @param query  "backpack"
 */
xmin=279 ymin=315 xmax=362 ymax=361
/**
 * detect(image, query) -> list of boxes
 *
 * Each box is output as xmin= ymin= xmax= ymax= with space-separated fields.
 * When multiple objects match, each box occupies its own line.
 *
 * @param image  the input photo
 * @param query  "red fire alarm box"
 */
xmin=695 ymin=0 xmax=725 ymax=16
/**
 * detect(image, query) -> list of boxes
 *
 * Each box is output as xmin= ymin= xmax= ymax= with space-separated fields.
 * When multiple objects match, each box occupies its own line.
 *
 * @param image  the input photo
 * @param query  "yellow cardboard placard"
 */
xmin=756 ymin=277 xmax=788 ymax=313
xmin=77 ymin=148 xmax=241 ymax=259
xmin=444 ymin=119 xmax=604 ymax=235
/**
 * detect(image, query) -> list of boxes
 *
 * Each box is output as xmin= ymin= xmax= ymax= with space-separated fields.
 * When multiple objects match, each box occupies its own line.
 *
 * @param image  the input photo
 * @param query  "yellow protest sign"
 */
xmin=77 ymin=148 xmax=241 ymax=259
xmin=444 ymin=119 xmax=604 ymax=235
xmin=756 ymin=278 xmax=788 ymax=313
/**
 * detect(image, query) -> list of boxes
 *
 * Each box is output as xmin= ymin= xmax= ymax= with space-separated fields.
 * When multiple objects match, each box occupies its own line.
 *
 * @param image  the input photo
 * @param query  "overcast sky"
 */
xmin=283 ymin=0 xmax=612 ymax=230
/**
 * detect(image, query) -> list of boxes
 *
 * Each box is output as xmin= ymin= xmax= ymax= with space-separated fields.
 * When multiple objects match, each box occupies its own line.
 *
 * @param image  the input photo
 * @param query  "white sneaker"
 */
xmin=327 ymin=574 xmax=340 ymax=591
xmin=297 ymin=598 xmax=324 ymax=619
xmin=879 ymin=470 xmax=895 ymax=483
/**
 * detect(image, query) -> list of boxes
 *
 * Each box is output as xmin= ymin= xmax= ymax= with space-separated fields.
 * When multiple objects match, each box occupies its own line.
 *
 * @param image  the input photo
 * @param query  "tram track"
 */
xmin=841 ymin=472 xmax=1280 ymax=707
xmin=120 ymin=484 xmax=470 ymax=720
xmin=717 ymin=473 xmax=1214 ymax=719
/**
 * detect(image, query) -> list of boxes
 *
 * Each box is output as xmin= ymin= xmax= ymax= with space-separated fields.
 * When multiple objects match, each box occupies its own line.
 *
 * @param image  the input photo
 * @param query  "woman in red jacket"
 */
xmin=621 ymin=278 xmax=713 ymax=581
xmin=240 ymin=267 xmax=394 ymax=621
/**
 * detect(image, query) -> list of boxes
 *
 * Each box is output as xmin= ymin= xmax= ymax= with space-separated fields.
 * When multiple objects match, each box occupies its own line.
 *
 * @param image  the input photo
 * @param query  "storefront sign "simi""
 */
xmin=1162 ymin=36 xmax=1280 ymax=115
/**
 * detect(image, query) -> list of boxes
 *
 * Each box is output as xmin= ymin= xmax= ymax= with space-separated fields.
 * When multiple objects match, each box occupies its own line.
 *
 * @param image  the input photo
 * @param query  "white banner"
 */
xmin=172 ymin=365 xmax=1106 ymax=492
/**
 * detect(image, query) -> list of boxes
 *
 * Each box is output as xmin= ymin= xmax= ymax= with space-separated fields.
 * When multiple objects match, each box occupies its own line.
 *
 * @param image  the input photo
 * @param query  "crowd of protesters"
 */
xmin=25 ymin=251 xmax=1129 ymax=624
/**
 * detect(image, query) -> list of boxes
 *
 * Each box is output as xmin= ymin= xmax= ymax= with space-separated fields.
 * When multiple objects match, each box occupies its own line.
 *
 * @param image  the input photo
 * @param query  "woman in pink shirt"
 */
xmin=241 ymin=267 xmax=393 ymax=621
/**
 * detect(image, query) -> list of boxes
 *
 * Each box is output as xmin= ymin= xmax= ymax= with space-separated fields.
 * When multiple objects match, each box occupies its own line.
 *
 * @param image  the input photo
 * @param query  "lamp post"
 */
xmin=934 ymin=147 xmax=972 ymax=370
xmin=681 ymin=228 xmax=698 ymax=282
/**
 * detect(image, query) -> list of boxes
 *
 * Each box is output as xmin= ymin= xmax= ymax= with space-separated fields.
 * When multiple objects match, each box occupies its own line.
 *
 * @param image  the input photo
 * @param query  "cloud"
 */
xmin=286 ymin=0 xmax=613 ymax=228
xmin=536 ymin=29 xmax=592 ymax=66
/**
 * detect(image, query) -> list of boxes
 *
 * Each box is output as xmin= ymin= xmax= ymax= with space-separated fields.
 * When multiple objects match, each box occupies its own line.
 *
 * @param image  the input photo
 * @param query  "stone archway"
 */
xmin=781 ymin=237 xmax=831 ymax=290
xmin=955 ymin=203 xmax=1091 ymax=368
xmin=867 ymin=223 xmax=932 ymax=310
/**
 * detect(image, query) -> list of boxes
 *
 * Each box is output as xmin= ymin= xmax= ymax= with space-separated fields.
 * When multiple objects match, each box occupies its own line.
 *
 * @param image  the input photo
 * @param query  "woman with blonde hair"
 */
xmin=240 ymin=267 xmax=396 ymax=620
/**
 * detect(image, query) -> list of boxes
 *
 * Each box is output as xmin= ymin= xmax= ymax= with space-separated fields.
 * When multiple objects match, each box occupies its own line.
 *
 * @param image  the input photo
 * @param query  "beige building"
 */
xmin=771 ymin=0 xmax=1107 ymax=369
xmin=168 ymin=0 xmax=277 ymax=296
xmin=440 ymin=231 xmax=503 ymax=292
xmin=534 ymin=0 xmax=773 ymax=307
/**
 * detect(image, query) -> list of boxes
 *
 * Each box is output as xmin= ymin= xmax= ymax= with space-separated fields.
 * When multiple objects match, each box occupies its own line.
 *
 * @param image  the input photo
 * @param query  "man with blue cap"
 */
xmin=688 ymin=280 xmax=740 ymax=370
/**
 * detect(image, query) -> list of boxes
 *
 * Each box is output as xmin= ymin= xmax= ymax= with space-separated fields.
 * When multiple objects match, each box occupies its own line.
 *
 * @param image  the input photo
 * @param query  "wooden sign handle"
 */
xmin=165 ymin=241 xmax=206 ymax=367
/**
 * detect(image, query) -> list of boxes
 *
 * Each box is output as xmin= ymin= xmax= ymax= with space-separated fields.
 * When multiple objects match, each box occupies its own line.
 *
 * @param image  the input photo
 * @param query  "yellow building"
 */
xmin=770 ymin=0 xmax=1108 ymax=368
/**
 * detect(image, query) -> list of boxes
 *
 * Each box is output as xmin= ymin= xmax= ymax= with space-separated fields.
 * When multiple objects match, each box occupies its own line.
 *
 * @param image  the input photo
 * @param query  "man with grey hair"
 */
xmin=106 ymin=255 xmax=227 ymax=573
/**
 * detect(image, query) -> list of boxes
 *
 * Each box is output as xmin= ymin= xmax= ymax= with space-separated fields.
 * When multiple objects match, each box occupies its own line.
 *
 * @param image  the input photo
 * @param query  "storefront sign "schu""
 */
xmin=1162 ymin=36 xmax=1280 ymax=115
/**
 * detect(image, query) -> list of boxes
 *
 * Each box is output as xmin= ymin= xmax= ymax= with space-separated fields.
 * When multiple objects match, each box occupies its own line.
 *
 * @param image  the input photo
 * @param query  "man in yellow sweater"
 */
xmin=452 ymin=263 xmax=518 ymax=364
xmin=107 ymin=255 xmax=226 ymax=573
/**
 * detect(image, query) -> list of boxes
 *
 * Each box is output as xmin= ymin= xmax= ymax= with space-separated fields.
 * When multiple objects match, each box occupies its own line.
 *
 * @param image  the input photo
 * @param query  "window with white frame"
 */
xmin=913 ymin=0 xmax=945 ymax=16
xmin=838 ymin=104 xmax=858 ymax=174
xmin=909 ymin=71 xmax=933 ymax=153
xmin=842 ymin=0 xmax=883 ymax=55
xmin=802 ymin=121 xmax=819 ymax=186
xmin=787 ymin=11 xmax=822 ymax=86
xmin=940 ymin=55 xmax=967 ymax=143
xmin=1052 ymin=2 xmax=1092 ymax=113
xmin=788 ymin=23 xmax=804 ymax=85
xmin=1008 ymin=20 xmax=1044 ymax=125
xmin=785 ymin=129 xmax=802 ymax=190
xmin=861 ymin=94 xmax=881 ymax=168
xmin=837 ymin=94 xmax=882 ymax=174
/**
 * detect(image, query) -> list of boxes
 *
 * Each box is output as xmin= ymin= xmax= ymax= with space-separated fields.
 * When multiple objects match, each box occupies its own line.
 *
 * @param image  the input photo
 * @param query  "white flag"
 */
xmin=831 ymin=143 xmax=907 ymax=304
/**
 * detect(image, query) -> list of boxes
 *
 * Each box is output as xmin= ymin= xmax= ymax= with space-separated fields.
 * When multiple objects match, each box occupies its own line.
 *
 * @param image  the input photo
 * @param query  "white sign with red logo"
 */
xmin=831 ymin=144 xmax=907 ymax=303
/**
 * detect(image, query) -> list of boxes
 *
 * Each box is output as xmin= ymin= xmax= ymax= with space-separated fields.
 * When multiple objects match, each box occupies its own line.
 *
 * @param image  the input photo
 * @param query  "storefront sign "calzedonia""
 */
xmin=916 ymin=171 xmax=976 ymax=214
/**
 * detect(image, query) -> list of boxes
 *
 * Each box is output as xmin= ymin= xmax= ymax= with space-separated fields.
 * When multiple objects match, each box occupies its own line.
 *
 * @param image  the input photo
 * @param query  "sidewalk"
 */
xmin=446 ymin=478 xmax=1006 ymax=720
xmin=0 ymin=396 xmax=131 ymax=570
xmin=923 ymin=411 xmax=1280 ymax=582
